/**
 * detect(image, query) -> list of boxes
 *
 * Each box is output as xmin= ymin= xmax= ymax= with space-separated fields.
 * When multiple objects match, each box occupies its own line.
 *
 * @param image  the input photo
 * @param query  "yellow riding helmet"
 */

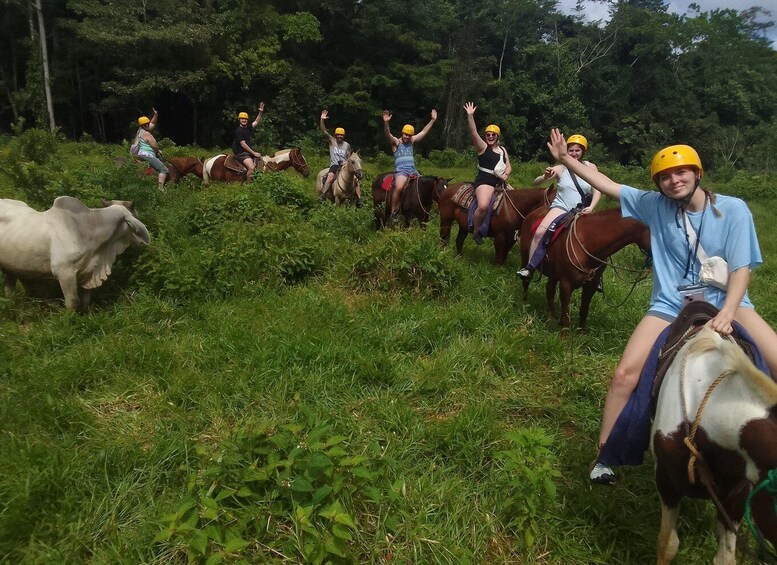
xmin=567 ymin=134 xmax=588 ymax=151
xmin=137 ymin=116 xmax=150 ymax=126
xmin=238 ymin=112 xmax=249 ymax=119
xmin=334 ymin=127 xmax=346 ymax=136
xmin=402 ymin=124 xmax=415 ymax=136
xmin=650 ymin=144 xmax=703 ymax=184
xmin=485 ymin=124 xmax=501 ymax=136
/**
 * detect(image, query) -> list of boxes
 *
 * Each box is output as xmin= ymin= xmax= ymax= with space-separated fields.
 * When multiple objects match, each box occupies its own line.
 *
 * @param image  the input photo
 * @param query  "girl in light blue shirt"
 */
xmin=545 ymin=129 xmax=777 ymax=486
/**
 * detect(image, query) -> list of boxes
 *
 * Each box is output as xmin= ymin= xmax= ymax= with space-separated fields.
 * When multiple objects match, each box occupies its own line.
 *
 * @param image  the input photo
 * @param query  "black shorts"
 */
xmin=473 ymin=171 xmax=500 ymax=187
xmin=328 ymin=164 xmax=340 ymax=175
xmin=234 ymin=152 xmax=251 ymax=162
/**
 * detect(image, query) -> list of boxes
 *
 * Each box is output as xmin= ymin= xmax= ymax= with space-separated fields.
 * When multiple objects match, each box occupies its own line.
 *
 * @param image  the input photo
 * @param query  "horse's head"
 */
xmin=290 ymin=148 xmax=311 ymax=178
xmin=432 ymin=177 xmax=452 ymax=203
xmin=347 ymin=151 xmax=364 ymax=180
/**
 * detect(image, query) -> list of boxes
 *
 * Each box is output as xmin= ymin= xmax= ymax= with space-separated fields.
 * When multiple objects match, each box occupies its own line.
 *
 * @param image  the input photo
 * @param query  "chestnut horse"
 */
xmin=202 ymin=148 xmax=310 ymax=184
xmin=315 ymin=152 xmax=365 ymax=206
xmin=652 ymin=327 xmax=777 ymax=564
xmin=438 ymin=184 xmax=557 ymax=265
xmin=519 ymin=206 xmax=650 ymax=329
xmin=371 ymin=173 xmax=449 ymax=230
xmin=165 ymin=157 xmax=203 ymax=183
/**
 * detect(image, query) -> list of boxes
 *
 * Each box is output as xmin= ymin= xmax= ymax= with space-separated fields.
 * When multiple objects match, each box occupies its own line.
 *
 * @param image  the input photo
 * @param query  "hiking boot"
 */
xmin=516 ymin=267 xmax=532 ymax=280
xmin=589 ymin=461 xmax=616 ymax=485
xmin=596 ymin=279 xmax=604 ymax=293
xmin=473 ymin=234 xmax=483 ymax=245
xmin=390 ymin=212 xmax=400 ymax=227
xmin=355 ymin=197 xmax=363 ymax=209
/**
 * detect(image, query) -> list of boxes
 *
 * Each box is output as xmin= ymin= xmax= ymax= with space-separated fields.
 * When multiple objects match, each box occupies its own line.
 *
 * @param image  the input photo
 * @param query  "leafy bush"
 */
xmin=495 ymin=429 xmax=561 ymax=549
xmin=259 ymin=173 xmax=315 ymax=212
xmin=427 ymin=148 xmax=470 ymax=168
xmin=156 ymin=411 xmax=397 ymax=564
xmin=348 ymin=231 xmax=462 ymax=297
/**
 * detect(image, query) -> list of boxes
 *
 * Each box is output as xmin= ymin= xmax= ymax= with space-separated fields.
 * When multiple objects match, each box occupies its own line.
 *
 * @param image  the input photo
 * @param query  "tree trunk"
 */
xmin=34 ymin=0 xmax=56 ymax=132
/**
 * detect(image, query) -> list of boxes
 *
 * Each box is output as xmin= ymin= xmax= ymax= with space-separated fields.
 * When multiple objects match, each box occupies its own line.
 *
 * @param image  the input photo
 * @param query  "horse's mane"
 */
xmin=273 ymin=149 xmax=293 ymax=157
xmin=689 ymin=328 xmax=777 ymax=403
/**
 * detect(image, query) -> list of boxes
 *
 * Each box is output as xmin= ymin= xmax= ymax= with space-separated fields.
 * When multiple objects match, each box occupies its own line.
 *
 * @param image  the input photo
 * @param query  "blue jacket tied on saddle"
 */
xmin=598 ymin=322 xmax=770 ymax=467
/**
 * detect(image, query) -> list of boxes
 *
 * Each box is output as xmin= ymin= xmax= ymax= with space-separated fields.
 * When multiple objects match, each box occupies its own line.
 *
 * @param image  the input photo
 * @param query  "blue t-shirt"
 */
xmin=620 ymin=185 xmax=762 ymax=319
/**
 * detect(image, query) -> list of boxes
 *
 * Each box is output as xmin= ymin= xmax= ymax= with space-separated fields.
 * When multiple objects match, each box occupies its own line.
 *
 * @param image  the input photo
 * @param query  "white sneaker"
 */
xmin=589 ymin=462 xmax=616 ymax=485
xmin=516 ymin=267 xmax=531 ymax=280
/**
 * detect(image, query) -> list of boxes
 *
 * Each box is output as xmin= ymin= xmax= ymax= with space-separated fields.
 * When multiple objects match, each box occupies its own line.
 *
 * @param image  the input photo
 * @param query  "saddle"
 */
xmin=529 ymin=208 xmax=579 ymax=245
xmin=452 ymin=183 xmax=510 ymax=212
xmin=224 ymin=155 xmax=246 ymax=174
xmin=651 ymin=301 xmax=760 ymax=400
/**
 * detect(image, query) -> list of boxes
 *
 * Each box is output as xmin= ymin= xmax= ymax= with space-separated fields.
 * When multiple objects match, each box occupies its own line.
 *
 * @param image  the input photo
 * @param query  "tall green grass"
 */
xmin=1 ymin=135 xmax=776 ymax=563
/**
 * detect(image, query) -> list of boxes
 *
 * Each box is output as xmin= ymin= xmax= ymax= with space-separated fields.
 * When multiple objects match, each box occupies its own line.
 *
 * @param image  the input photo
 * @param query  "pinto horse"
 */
xmin=202 ymin=148 xmax=310 ymax=184
xmin=371 ymin=173 xmax=449 ymax=230
xmin=315 ymin=152 xmax=364 ymax=206
xmin=652 ymin=326 xmax=777 ymax=564
xmin=438 ymin=184 xmax=556 ymax=265
xmin=519 ymin=206 xmax=650 ymax=329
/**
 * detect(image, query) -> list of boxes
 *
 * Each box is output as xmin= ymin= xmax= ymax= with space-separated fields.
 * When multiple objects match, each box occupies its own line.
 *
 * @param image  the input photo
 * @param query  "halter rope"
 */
xmin=678 ymin=344 xmax=739 ymax=531
xmin=744 ymin=469 xmax=777 ymax=560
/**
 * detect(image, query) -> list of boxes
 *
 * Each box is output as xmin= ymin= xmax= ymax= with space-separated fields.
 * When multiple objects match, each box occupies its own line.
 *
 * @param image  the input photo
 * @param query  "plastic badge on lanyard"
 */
xmin=678 ymin=283 xmax=708 ymax=304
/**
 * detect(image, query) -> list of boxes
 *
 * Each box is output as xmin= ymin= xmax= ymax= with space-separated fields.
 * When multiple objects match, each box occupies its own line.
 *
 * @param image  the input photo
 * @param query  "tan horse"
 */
xmin=315 ymin=152 xmax=364 ymax=205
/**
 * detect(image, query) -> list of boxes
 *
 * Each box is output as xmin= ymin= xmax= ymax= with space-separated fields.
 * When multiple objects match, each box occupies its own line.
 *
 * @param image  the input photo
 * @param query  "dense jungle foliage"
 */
xmin=2 ymin=0 xmax=776 ymax=172
xmin=1 ymin=130 xmax=777 ymax=563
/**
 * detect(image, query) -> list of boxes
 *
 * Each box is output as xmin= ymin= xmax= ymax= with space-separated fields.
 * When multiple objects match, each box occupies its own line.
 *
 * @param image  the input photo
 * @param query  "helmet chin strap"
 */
xmin=659 ymin=176 xmax=701 ymax=208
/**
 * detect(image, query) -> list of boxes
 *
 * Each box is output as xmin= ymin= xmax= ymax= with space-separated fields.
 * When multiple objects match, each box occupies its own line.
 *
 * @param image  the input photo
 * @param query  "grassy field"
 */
xmin=1 ymin=133 xmax=776 ymax=563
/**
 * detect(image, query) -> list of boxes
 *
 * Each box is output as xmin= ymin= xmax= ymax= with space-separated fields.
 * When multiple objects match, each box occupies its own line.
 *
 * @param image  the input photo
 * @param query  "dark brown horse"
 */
xmin=165 ymin=157 xmax=204 ymax=183
xmin=519 ymin=206 xmax=650 ymax=329
xmin=202 ymin=148 xmax=310 ymax=184
xmin=371 ymin=173 xmax=449 ymax=230
xmin=438 ymin=183 xmax=556 ymax=265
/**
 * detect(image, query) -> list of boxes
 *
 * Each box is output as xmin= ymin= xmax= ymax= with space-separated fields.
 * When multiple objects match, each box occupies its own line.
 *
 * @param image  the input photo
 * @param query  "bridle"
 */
xmin=290 ymin=149 xmax=309 ymax=175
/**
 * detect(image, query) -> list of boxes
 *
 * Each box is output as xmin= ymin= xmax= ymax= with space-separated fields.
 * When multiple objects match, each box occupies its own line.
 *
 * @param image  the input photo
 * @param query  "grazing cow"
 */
xmin=0 ymin=196 xmax=150 ymax=310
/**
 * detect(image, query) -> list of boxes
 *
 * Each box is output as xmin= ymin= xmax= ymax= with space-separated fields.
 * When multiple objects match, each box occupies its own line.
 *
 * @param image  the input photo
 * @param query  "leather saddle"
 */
xmin=452 ymin=183 xmax=508 ymax=212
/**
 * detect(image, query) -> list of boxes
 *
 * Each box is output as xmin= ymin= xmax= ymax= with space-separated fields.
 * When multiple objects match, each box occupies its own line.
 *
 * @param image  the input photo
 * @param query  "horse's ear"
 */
xmin=101 ymin=198 xmax=111 ymax=208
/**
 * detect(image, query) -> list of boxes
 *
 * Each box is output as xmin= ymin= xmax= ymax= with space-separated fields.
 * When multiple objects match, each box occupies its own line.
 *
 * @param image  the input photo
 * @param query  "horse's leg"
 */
xmin=713 ymin=520 xmax=736 ymax=565
xmin=455 ymin=222 xmax=468 ymax=256
xmin=656 ymin=502 xmax=680 ymax=565
xmin=545 ymin=277 xmax=558 ymax=322
xmin=578 ymin=281 xmax=598 ymax=329
xmin=439 ymin=207 xmax=453 ymax=247
xmin=493 ymin=232 xmax=506 ymax=265
xmin=558 ymin=280 xmax=573 ymax=330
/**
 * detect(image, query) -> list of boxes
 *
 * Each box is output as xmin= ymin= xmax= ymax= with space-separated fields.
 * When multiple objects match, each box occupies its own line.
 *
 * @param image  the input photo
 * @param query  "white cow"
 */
xmin=0 ymin=196 xmax=150 ymax=310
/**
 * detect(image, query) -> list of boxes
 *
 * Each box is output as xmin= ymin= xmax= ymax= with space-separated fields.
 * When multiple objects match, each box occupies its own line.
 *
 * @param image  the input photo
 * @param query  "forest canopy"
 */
xmin=1 ymin=0 xmax=775 ymax=171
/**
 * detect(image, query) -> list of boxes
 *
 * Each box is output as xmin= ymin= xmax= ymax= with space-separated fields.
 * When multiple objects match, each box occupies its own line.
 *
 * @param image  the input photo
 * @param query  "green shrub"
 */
xmin=348 ymin=231 xmax=462 ymax=297
xmin=155 ymin=411 xmax=397 ymax=564
xmin=427 ymin=148 xmax=470 ymax=168
xmin=495 ymin=428 xmax=561 ymax=549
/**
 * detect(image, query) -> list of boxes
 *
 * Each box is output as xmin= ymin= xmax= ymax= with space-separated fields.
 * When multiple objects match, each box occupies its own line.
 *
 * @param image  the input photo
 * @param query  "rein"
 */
xmin=333 ymin=158 xmax=361 ymax=198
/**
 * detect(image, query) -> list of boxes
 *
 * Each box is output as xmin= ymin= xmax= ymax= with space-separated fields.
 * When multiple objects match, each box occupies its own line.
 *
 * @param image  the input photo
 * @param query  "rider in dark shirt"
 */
xmin=232 ymin=102 xmax=265 ymax=182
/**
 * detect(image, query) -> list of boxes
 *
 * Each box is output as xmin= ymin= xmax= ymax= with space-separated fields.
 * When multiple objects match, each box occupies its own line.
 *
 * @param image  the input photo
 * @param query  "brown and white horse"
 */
xmin=202 ymin=148 xmax=310 ymax=184
xmin=652 ymin=327 xmax=777 ymax=564
xmin=315 ymin=152 xmax=364 ymax=205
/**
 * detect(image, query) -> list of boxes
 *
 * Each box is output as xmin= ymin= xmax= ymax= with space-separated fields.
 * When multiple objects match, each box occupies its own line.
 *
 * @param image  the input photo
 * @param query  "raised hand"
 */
xmin=258 ymin=102 xmax=265 ymax=112
xmin=430 ymin=109 xmax=438 ymax=120
xmin=321 ymin=110 xmax=329 ymax=120
xmin=382 ymin=110 xmax=392 ymax=122
xmin=548 ymin=128 xmax=567 ymax=162
xmin=463 ymin=101 xmax=476 ymax=115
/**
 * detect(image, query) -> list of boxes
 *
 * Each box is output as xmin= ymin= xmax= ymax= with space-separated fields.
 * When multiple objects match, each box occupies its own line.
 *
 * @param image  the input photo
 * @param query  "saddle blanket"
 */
xmin=380 ymin=173 xmax=418 ymax=191
xmin=453 ymin=183 xmax=507 ymax=212
xmin=599 ymin=303 xmax=771 ymax=468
